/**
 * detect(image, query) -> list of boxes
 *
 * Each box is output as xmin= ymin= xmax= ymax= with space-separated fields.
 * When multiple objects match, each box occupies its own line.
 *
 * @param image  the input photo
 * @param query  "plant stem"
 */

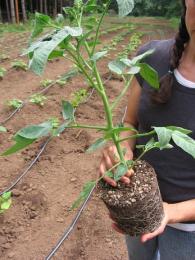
xmin=91 ymin=0 xmax=112 ymax=56
xmin=119 ymin=130 xmax=155 ymax=143
xmin=111 ymin=75 xmax=134 ymax=111
xmin=66 ymin=124 xmax=107 ymax=131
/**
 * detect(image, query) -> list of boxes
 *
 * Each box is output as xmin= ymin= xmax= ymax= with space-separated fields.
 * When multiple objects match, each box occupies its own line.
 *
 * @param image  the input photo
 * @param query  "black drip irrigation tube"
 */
xmin=0 ymin=137 xmax=51 ymax=196
xmin=0 ymin=84 xmax=98 ymax=196
xmin=0 ymin=69 xmax=78 ymax=126
xmin=44 ymin=106 xmax=128 ymax=260
xmin=45 ymin=185 xmax=96 ymax=260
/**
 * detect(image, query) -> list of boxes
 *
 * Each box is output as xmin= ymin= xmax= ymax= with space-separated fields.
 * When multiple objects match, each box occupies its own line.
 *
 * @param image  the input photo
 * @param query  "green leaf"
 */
xmin=1 ymin=200 xmax=11 ymax=210
xmin=91 ymin=51 xmax=107 ymax=62
xmin=29 ymin=27 xmax=82 ymax=75
xmin=116 ymin=0 xmax=134 ymax=17
xmin=0 ymin=126 xmax=7 ymax=132
xmin=2 ymin=136 xmax=36 ymax=156
xmin=127 ymin=66 xmax=140 ymax=75
xmin=108 ymin=60 xmax=127 ymax=75
xmin=17 ymin=121 xmax=53 ymax=139
xmin=114 ymin=163 xmax=128 ymax=181
xmin=131 ymin=49 xmax=154 ymax=65
xmin=71 ymin=181 xmax=96 ymax=209
xmin=172 ymin=131 xmax=195 ymax=158
xmin=48 ymin=50 xmax=64 ymax=60
xmin=62 ymin=100 xmax=74 ymax=121
xmin=140 ymin=63 xmax=159 ymax=89
xmin=53 ymin=122 xmax=70 ymax=136
xmin=2 ymin=192 xmax=11 ymax=200
xmin=153 ymin=127 xmax=172 ymax=149
xmin=86 ymin=138 xmax=107 ymax=153
xmin=60 ymin=69 xmax=78 ymax=81
xmin=166 ymin=126 xmax=192 ymax=135
xmin=31 ymin=12 xmax=52 ymax=39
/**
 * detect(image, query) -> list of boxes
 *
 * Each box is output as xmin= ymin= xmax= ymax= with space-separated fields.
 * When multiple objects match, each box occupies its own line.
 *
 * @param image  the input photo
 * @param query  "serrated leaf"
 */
xmin=153 ymin=127 xmax=172 ymax=149
xmin=114 ymin=163 xmax=128 ymax=181
xmin=62 ymin=100 xmax=74 ymax=121
xmin=71 ymin=181 xmax=96 ymax=210
xmin=172 ymin=131 xmax=195 ymax=158
xmin=29 ymin=27 xmax=82 ymax=75
xmin=2 ymin=136 xmax=36 ymax=156
xmin=91 ymin=51 xmax=107 ymax=62
xmin=86 ymin=138 xmax=107 ymax=153
xmin=140 ymin=63 xmax=159 ymax=89
xmin=0 ymin=126 xmax=7 ymax=132
xmin=17 ymin=121 xmax=53 ymax=139
xmin=108 ymin=60 xmax=127 ymax=75
xmin=116 ymin=0 xmax=134 ymax=17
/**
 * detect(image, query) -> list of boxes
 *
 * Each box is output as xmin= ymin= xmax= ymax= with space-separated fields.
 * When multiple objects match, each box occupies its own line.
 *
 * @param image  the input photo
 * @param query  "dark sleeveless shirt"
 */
xmin=135 ymin=39 xmax=195 ymax=206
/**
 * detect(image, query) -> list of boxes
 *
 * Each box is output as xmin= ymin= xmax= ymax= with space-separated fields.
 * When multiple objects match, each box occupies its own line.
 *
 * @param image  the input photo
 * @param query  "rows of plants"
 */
xmin=0 ymin=1 xmax=184 ymax=258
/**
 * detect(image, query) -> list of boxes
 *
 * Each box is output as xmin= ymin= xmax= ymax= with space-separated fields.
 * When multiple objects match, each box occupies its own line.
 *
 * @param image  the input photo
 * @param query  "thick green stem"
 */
xmin=119 ymin=130 xmax=156 ymax=143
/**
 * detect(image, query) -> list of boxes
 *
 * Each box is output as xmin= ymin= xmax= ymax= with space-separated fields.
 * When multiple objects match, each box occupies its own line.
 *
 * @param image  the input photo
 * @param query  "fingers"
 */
xmin=99 ymin=145 xmax=134 ymax=186
xmin=99 ymin=157 xmax=117 ymax=187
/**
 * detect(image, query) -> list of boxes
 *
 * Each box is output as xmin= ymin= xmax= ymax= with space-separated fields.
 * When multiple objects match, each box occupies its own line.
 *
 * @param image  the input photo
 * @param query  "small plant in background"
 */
xmin=29 ymin=93 xmax=47 ymax=107
xmin=0 ymin=192 xmax=12 ymax=214
xmin=11 ymin=59 xmax=28 ymax=71
xmin=70 ymin=88 xmax=88 ymax=108
xmin=56 ymin=79 xmax=67 ymax=87
xmin=40 ymin=79 xmax=54 ymax=88
xmin=0 ymin=126 xmax=7 ymax=132
xmin=6 ymin=99 xmax=23 ymax=109
xmin=0 ymin=67 xmax=6 ymax=79
xmin=0 ymin=54 xmax=9 ymax=62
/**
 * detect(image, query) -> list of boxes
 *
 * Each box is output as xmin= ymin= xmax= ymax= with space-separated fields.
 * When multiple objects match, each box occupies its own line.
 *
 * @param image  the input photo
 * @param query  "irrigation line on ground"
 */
xmin=45 ymin=185 xmax=96 ymax=260
xmin=0 ymin=69 xmax=77 ymax=125
xmin=44 ymin=106 xmax=128 ymax=260
xmin=0 ymin=137 xmax=51 ymax=196
xmin=0 ymin=25 xmax=136 ymax=125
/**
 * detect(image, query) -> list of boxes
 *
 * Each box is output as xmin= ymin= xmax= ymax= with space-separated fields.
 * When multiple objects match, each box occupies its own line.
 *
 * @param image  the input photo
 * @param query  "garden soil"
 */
xmin=0 ymin=18 xmax=175 ymax=260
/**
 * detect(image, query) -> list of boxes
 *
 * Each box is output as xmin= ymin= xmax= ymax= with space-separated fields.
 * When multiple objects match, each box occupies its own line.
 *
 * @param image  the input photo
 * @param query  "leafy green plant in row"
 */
xmin=0 ymin=126 xmax=7 ymax=132
xmin=6 ymin=99 xmax=23 ymax=109
xmin=11 ymin=60 xmax=28 ymax=71
xmin=2 ymin=0 xmax=195 ymax=235
xmin=70 ymin=88 xmax=89 ymax=108
xmin=29 ymin=93 xmax=47 ymax=107
xmin=0 ymin=67 xmax=6 ymax=79
xmin=0 ymin=192 xmax=12 ymax=214
xmin=40 ymin=79 xmax=54 ymax=88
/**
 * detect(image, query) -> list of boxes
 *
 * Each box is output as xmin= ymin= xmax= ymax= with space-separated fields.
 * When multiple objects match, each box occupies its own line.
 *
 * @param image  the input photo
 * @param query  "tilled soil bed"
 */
xmin=0 ymin=18 xmax=175 ymax=260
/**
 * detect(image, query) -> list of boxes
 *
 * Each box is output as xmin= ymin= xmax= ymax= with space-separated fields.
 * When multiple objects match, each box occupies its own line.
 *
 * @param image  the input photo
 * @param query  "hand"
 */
xmin=99 ymin=145 xmax=134 ymax=187
xmin=110 ymin=202 xmax=176 ymax=242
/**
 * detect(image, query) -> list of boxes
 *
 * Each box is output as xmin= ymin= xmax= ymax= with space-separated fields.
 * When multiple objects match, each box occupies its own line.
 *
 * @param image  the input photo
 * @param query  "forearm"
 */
xmin=168 ymin=199 xmax=195 ymax=223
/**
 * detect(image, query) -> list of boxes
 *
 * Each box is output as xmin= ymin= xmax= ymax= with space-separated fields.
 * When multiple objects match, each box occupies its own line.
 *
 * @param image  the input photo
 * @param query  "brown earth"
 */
xmin=0 ymin=17 xmax=176 ymax=260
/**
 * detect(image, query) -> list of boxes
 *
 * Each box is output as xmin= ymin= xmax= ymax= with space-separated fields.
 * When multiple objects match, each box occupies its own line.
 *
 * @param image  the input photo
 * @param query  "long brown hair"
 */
xmin=152 ymin=0 xmax=190 ymax=103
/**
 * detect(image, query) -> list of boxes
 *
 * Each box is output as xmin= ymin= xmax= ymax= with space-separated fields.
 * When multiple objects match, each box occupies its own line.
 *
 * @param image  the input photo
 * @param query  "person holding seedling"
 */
xmin=100 ymin=0 xmax=195 ymax=259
